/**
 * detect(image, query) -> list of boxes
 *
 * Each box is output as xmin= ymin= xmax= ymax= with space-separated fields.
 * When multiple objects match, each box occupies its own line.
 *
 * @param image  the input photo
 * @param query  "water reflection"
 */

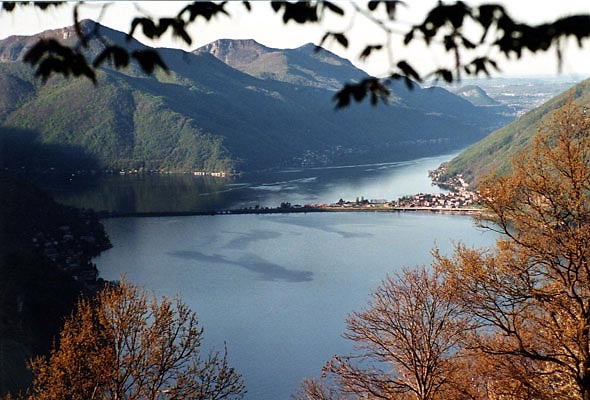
xmin=41 ymin=152 xmax=459 ymax=213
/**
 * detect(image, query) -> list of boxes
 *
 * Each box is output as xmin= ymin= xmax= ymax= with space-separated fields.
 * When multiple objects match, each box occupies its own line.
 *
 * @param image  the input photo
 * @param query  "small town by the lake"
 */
xmin=1 ymin=2 xmax=590 ymax=400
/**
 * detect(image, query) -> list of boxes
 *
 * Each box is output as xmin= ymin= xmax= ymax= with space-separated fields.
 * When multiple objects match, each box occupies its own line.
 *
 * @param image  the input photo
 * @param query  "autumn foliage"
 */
xmin=298 ymin=101 xmax=590 ymax=400
xmin=27 ymin=280 xmax=244 ymax=400
xmin=440 ymin=101 xmax=590 ymax=400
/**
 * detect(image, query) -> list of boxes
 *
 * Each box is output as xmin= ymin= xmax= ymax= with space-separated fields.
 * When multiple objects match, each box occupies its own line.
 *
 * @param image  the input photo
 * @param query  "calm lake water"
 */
xmin=96 ymin=213 xmax=496 ymax=400
xmin=44 ymin=152 xmax=454 ymax=213
xmin=88 ymin=151 xmax=499 ymax=400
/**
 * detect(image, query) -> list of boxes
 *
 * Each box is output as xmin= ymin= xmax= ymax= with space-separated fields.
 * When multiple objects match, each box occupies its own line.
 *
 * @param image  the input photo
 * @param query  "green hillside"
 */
xmin=442 ymin=78 xmax=590 ymax=185
xmin=0 ymin=21 xmax=512 ymax=174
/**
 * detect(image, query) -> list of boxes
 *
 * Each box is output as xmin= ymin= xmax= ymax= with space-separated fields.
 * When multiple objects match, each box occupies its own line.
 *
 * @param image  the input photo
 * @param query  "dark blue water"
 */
xmin=91 ymin=151 xmax=499 ymax=399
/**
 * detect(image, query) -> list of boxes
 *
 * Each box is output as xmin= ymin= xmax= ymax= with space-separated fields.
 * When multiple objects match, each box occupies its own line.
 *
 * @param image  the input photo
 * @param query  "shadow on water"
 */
xmin=223 ymin=229 xmax=284 ymax=250
xmin=167 ymin=250 xmax=313 ymax=283
xmin=267 ymin=215 xmax=375 ymax=239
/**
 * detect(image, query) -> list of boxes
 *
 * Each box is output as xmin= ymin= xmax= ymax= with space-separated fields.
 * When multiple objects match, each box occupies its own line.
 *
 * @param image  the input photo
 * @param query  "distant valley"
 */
xmin=0 ymin=20 xmax=512 ymax=175
xmin=439 ymin=77 xmax=590 ymax=185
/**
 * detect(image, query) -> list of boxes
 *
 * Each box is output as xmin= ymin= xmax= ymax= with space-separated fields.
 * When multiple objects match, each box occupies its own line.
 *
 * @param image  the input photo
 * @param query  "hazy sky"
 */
xmin=0 ymin=1 xmax=589 ymax=78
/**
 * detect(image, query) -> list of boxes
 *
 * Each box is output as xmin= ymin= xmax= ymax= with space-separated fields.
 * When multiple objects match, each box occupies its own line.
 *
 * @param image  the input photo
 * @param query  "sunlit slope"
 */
xmin=443 ymin=78 xmax=590 ymax=184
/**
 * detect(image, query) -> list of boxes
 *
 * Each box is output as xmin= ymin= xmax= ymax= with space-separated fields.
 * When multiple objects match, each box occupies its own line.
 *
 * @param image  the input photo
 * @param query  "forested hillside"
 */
xmin=0 ymin=20 xmax=512 ymax=173
xmin=440 ymin=78 xmax=590 ymax=185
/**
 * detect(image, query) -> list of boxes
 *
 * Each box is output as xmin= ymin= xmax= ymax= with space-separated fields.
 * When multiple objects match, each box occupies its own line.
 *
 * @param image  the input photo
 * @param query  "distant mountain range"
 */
xmin=0 ymin=20 xmax=512 ymax=173
xmin=441 ymin=78 xmax=590 ymax=185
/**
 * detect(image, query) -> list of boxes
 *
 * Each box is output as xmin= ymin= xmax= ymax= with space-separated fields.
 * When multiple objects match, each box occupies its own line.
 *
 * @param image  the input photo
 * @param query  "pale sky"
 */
xmin=0 ymin=1 xmax=589 ymax=78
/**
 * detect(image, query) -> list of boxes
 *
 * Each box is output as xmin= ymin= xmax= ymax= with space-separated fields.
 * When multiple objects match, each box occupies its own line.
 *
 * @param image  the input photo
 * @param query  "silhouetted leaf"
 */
xmin=35 ymin=56 xmax=66 ymax=81
xmin=435 ymin=69 xmax=453 ymax=83
xmin=444 ymin=35 xmax=456 ymax=51
xmin=179 ymin=2 xmax=228 ymax=22
xmin=477 ymin=4 xmax=505 ymax=42
xmin=33 ymin=2 xmax=63 ymax=10
xmin=318 ymin=32 xmax=348 ymax=50
xmin=334 ymin=33 xmax=348 ymax=48
xmin=69 ymin=53 xmax=96 ymax=83
xmin=461 ymin=36 xmax=476 ymax=49
xmin=1 ymin=2 xmax=15 ymax=11
xmin=367 ymin=1 xmax=404 ymax=19
xmin=324 ymin=1 xmax=344 ymax=16
xmin=552 ymin=15 xmax=590 ymax=46
xmin=334 ymin=78 xmax=389 ymax=109
xmin=468 ymin=57 xmax=500 ymax=76
xmin=131 ymin=50 xmax=168 ymax=74
xmin=417 ymin=2 xmax=472 ymax=41
xmin=30 ymin=45 xmax=96 ymax=84
xmin=157 ymin=18 xmax=192 ymax=45
xmin=73 ymin=4 xmax=88 ymax=47
xmin=317 ymin=32 xmax=330 ymax=52
xmin=359 ymin=45 xmax=382 ymax=61
xmin=385 ymin=1 xmax=403 ymax=19
xmin=23 ymin=39 xmax=71 ymax=66
xmin=403 ymin=29 xmax=414 ymax=45
xmin=129 ymin=17 xmax=157 ymax=40
xmin=397 ymin=61 xmax=421 ymax=82
xmin=93 ymin=46 xmax=130 ymax=69
xmin=271 ymin=1 xmax=319 ymax=24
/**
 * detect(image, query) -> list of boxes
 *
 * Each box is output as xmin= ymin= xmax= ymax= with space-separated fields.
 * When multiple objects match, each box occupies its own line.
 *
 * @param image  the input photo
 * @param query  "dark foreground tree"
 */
xmin=3 ymin=1 xmax=590 ymax=106
xmin=28 ymin=279 xmax=245 ymax=400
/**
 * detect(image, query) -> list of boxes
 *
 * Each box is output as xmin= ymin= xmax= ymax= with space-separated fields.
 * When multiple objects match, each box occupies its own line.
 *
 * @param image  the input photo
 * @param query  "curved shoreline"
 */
xmin=97 ymin=206 xmax=483 ymax=219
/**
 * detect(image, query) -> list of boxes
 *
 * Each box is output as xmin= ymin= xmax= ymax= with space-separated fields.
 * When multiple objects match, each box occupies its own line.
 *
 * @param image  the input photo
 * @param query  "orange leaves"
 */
xmin=317 ymin=267 xmax=469 ymax=400
xmin=28 ymin=279 xmax=244 ymax=400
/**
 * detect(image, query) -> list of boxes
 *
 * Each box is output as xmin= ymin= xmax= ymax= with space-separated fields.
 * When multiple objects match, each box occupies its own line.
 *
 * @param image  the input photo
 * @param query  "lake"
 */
xmin=43 ymin=152 xmax=454 ymax=213
xmin=88 ymin=151 xmax=499 ymax=399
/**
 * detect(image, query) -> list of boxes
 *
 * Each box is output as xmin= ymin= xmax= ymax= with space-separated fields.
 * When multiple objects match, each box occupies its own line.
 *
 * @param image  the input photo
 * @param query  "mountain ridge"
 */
xmin=0 ymin=21 xmax=513 ymax=174
xmin=196 ymin=38 xmax=361 ymax=91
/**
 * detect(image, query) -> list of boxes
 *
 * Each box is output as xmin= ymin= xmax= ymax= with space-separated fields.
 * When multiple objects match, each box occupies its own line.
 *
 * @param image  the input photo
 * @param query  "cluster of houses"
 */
xmin=394 ymin=191 xmax=479 ymax=210
xmin=321 ymin=187 xmax=480 ymax=211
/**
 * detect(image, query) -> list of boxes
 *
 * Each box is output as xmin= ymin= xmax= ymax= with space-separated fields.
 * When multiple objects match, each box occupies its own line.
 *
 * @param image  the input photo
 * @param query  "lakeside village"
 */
xmin=223 ymin=169 xmax=482 ymax=215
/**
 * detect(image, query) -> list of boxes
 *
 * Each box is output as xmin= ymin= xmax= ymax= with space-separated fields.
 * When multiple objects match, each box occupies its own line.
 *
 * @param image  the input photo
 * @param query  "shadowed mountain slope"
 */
xmin=0 ymin=21 xmax=512 ymax=173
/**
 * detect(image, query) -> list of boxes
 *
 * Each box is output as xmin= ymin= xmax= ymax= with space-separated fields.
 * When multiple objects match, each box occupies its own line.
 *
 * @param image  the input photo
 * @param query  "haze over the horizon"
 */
xmin=0 ymin=1 xmax=589 ymax=78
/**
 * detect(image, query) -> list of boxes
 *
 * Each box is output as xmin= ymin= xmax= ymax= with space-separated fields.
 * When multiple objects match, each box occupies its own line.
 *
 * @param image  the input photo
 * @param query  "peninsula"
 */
xmin=98 ymin=185 xmax=482 ymax=219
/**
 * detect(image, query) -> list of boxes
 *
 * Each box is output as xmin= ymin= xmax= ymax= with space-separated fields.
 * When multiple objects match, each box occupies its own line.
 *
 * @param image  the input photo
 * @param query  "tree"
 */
xmin=28 ymin=279 xmax=245 ymax=400
xmin=300 ymin=267 xmax=470 ymax=400
xmin=297 ymin=101 xmax=590 ymax=400
xmin=435 ymin=101 xmax=590 ymax=400
xmin=3 ymin=1 xmax=590 ymax=107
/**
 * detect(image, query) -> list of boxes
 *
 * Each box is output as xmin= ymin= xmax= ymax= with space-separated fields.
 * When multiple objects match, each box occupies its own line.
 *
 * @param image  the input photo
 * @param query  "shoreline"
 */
xmin=97 ymin=206 xmax=483 ymax=219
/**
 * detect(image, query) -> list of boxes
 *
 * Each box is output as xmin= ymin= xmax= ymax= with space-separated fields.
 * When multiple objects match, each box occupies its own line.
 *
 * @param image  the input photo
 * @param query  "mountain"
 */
xmin=197 ymin=39 xmax=364 ymax=91
xmin=440 ymin=78 xmax=590 ymax=185
xmin=0 ymin=21 xmax=512 ymax=174
xmin=454 ymin=85 xmax=500 ymax=106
